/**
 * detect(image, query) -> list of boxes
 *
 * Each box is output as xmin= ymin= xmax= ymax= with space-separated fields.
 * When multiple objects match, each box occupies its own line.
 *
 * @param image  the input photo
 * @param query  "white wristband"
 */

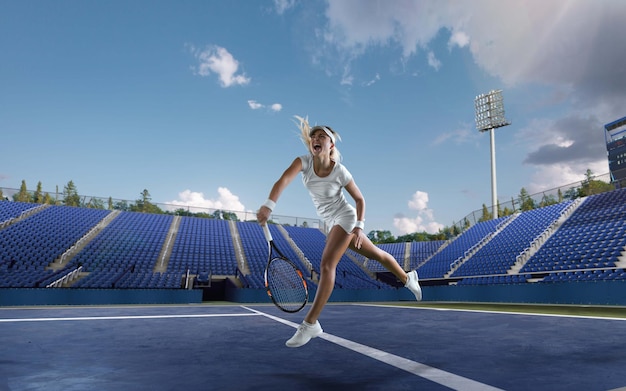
xmin=354 ymin=220 xmax=365 ymax=230
xmin=262 ymin=199 xmax=276 ymax=211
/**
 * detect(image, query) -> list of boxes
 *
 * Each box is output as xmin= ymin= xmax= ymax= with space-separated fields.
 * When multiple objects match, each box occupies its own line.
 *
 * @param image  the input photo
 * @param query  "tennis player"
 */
xmin=257 ymin=116 xmax=422 ymax=348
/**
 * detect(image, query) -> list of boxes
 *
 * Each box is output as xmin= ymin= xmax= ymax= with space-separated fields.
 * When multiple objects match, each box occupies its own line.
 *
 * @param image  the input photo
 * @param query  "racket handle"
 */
xmin=262 ymin=224 xmax=273 ymax=242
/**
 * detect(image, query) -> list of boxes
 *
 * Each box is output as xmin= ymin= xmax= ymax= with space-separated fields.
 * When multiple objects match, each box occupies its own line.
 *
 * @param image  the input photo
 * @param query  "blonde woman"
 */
xmin=257 ymin=116 xmax=422 ymax=348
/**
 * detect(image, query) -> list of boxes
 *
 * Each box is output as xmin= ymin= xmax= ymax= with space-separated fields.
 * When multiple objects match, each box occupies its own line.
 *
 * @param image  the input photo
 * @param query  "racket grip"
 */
xmin=262 ymin=224 xmax=273 ymax=242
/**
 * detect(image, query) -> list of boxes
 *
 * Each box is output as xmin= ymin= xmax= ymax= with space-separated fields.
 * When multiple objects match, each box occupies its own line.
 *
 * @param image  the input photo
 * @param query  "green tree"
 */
xmin=87 ymin=198 xmax=105 ymax=209
xmin=430 ymin=231 xmax=447 ymax=241
xmin=478 ymin=204 xmax=492 ymax=222
xmin=440 ymin=225 xmax=458 ymax=239
xmin=396 ymin=233 xmax=416 ymax=242
xmin=581 ymin=169 xmax=614 ymax=196
xmin=43 ymin=193 xmax=54 ymax=204
xmin=501 ymin=206 xmax=515 ymax=216
xmin=173 ymin=208 xmax=194 ymax=217
xmin=14 ymin=180 xmax=31 ymax=202
xmin=463 ymin=218 xmax=471 ymax=230
xmin=368 ymin=230 xmax=395 ymax=244
xmin=221 ymin=211 xmax=239 ymax=221
xmin=538 ymin=193 xmax=558 ymax=208
xmin=114 ymin=200 xmax=130 ymax=211
xmin=563 ymin=186 xmax=581 ymax=200
xmin=134 ymin=189 xmax=152 ymax=212
xmin=63 ymin=180 xmax=81 ymax=206
xmin=132 ymin=189 xmax=163 ymax=213
xmin=33 ymin=181 xmax=44 ymax=204
xmin=519 ymin=187 xmax=536 ymax=211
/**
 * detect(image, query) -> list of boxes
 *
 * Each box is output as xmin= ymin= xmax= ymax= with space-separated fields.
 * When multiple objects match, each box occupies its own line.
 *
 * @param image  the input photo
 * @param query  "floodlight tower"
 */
xmin=474 ymin=90 xmax=511 ymax=219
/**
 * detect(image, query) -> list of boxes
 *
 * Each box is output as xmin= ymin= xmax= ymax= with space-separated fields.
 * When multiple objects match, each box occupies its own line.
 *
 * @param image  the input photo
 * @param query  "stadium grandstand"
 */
xmin=1 ymin=183 xmax=626 ymax=307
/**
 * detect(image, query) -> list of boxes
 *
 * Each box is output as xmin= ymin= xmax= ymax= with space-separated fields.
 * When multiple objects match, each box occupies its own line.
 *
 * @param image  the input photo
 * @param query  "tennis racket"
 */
xmin=262 ymin=224 xmax=308 ymax=313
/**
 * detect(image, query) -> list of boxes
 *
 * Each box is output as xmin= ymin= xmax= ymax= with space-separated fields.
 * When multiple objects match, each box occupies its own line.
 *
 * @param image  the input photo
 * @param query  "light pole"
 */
xmin=474 ymin=90 xmax=510 ymax=219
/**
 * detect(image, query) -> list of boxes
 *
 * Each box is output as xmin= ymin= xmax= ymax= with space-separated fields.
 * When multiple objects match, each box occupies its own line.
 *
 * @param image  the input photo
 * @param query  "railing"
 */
xmin=46 ymin=266 xmax=83 ymax=288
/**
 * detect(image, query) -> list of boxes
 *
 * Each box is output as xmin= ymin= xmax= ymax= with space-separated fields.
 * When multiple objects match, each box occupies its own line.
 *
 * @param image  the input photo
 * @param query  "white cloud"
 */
xmin=408 ymin=191 xmax=429 ymax=211
xmin=525 ymin=161 xmax=609 ymax=195
xmin=248 ymin=100 xmax=283 ymax=112
xmin=432 ymin=124 xmax=479 ymax=146
xmin=363 ymin=73 xmax=380 ymax=87
xmin=248 ymin=100 xmax=263 ymax=110
xmin=273 ymin=0 xmax=295 ymax=15
xmin=517 ymin=115 xmax=607 ymax=167
xmin=319 ymin=0 xmax=624 ymax=197
xmin=394 ymin=191 xmax=444 ymax=235
xmin=340 ymin=64 xmax=354 ymax=86
xmin=322 ymin=1 xmax=626 ymax=107
xmin=512 ymin=115 xmax=610 ymax=193
xmin=426 ymin=51 xmax=441 ymax=70
xmin=325 ymin=0 xmax=446 ymax=59
xmin=394 ymin=215 xmax=444 ymax=236
xmin=188 ymin=45 xmax=250 ymax=87
xmin=448 ymin=30 xmax=470 ymax=49
xmin=165 ymin=188 xmax=246 ymax=217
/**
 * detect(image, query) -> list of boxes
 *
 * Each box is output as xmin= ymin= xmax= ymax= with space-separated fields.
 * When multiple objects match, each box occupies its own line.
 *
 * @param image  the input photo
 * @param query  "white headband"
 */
xmin=310 ymin=126 xmax=339 ymax=144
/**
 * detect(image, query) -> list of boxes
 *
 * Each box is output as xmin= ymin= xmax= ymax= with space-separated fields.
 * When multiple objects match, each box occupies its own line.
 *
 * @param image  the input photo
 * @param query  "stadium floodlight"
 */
xmin=474 ymin=90 xmax=511 ymax=219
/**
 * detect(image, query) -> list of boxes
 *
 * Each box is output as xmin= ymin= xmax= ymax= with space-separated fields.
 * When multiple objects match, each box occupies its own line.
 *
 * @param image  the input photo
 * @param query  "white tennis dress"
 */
xmin=299 ymin=154 xmax=357 ymax=234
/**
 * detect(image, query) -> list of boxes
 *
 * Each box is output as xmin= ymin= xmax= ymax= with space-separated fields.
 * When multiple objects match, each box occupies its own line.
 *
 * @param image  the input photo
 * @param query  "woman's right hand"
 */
xmin=257 ymin=206 xmax=271 ymax=225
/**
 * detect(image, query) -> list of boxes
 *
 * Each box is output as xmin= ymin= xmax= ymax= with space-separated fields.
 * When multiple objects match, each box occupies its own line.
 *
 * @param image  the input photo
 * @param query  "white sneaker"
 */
xmin=405 ymin=270 xmax=422 ymax=301
xmin=286 ymin=320 xmax=323 ymax=348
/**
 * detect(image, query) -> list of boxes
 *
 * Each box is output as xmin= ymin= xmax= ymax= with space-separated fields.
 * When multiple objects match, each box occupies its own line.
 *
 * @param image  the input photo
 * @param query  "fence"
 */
xmin=0 ymin=171 xmax=615 ymax=235
xmin=0 ymin=187 xmax=323 ymax=229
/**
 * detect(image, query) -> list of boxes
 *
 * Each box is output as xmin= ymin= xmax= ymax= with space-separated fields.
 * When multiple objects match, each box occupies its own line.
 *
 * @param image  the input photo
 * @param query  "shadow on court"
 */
xmin=1 ymin=303 xmax=625 ymax=391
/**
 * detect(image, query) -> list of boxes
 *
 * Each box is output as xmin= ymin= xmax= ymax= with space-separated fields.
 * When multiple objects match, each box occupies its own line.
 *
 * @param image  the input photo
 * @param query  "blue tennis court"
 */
xmin=1 ymin=303 xmax=625 ymax=390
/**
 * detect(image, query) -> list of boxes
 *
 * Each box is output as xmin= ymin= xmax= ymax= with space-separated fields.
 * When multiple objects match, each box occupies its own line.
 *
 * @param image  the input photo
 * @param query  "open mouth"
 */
xmin=313 ymin=144 xmax=322 ymax=152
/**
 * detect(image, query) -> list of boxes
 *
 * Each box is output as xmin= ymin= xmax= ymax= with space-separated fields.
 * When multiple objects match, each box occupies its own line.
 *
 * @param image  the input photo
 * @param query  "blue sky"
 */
xmin=2 ymin=0 xmax=625 ymax=236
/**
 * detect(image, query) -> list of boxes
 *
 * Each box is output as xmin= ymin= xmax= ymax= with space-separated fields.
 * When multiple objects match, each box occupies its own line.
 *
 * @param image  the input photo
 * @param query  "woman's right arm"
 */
xmin=257 ymin=157 xmax=303 ymax=225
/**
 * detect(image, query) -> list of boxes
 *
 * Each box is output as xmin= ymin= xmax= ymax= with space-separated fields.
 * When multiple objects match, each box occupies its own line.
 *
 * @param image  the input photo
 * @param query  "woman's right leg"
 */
xmin=303 ymin=225 xmax=353 ymax=324
xmin=285 ymin=225 xmax=353 ymax=347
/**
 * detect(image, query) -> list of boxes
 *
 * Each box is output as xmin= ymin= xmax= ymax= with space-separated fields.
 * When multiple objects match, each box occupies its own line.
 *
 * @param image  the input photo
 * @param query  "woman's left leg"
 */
xmin=349 ymin=236 xmax=421 ymax=300
xmin=349 ymin=236 xmax=408 ymax=284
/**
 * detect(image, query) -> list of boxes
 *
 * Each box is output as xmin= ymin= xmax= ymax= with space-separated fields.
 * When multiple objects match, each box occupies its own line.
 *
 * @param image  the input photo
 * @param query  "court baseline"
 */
xmin=0 ymin=313 xmax=259 ymax=323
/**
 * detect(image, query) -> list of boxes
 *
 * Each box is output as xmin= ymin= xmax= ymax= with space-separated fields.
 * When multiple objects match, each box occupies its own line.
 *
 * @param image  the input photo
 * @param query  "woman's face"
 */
xmin=310 ymin=129 xmax=333 ymax=155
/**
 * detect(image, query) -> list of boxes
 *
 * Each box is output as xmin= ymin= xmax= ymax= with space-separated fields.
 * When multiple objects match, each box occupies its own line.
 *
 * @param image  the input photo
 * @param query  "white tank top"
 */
xmin=299 ymin=154 xmax=354 ymax=221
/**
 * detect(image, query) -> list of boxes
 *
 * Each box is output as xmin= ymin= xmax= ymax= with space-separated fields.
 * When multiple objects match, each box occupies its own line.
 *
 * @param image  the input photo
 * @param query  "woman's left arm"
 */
xmin=345 ymin=179 xmax=366 ymax=248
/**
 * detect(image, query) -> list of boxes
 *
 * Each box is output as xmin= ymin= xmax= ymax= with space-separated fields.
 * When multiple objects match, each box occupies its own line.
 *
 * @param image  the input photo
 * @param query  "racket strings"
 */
xmin=266 ymin=258 xmax=307 ymax=312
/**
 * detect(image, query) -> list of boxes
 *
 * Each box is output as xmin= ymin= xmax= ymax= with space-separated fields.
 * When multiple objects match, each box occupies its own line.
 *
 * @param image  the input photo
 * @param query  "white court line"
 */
xmin=355 ymin=303 xmax=626 ymax=321
xmin=0 ymin=313 xmax=260 ymax=323
xmin=241 ymin=305 xmax=503 ymax=391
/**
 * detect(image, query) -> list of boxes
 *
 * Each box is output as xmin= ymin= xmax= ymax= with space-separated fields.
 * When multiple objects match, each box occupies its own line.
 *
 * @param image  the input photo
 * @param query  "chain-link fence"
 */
xmin=454 ymin=172 xmax=615 ymax=230
xmin=0 ymin=171 xmax=617 ymax=236
xmin=0 ymin=187 xmax=323 ymax=229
